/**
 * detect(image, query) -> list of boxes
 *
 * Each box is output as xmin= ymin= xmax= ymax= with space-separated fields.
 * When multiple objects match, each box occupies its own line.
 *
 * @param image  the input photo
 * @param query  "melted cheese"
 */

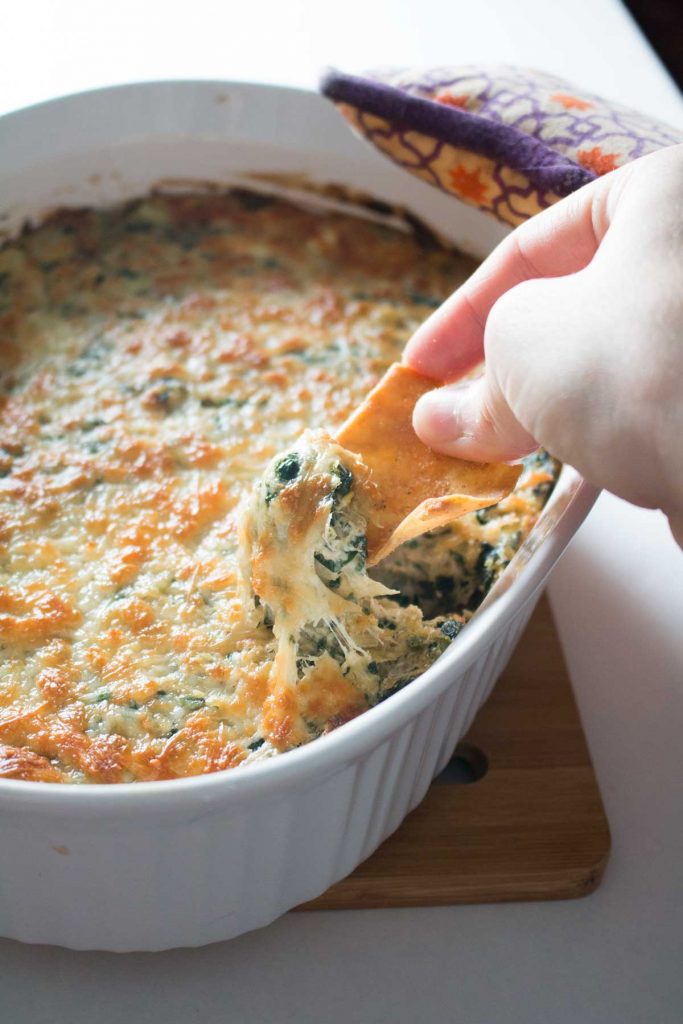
xmin=241 ymin=431 xmax=452 ymax=748
xmin=0 ymin=191 xmax=556 ymax=783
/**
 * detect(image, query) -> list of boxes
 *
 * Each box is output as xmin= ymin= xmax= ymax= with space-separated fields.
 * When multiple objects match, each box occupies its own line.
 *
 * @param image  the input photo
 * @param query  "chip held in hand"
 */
xmin=336 ymin=363 xmax=521 ymax=564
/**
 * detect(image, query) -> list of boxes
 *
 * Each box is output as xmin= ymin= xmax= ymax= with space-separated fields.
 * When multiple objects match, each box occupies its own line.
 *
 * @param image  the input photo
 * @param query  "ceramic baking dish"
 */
xmin=0 ymin=80 xmax=598 ymax=951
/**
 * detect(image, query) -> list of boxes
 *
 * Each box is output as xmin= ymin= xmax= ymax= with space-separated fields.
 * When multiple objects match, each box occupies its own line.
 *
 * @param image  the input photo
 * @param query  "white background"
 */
xmin=1 ymin=2 xmax=682 ymax=1021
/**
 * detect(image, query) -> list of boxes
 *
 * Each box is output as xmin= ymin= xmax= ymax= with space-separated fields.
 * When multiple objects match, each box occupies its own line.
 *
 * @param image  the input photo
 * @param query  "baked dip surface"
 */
xmin=0 ymin=191 xmax=557 ymax=783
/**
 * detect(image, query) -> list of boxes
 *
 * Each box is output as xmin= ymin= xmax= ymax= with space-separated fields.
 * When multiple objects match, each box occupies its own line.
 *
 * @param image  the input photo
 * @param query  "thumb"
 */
xmin=413 ymin=372 xmax=538 ymax=463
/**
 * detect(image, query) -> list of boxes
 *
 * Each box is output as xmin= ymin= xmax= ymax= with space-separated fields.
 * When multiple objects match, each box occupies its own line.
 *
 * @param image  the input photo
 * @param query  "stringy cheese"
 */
xmin=241 ymin=431 xmax=454 ymax=749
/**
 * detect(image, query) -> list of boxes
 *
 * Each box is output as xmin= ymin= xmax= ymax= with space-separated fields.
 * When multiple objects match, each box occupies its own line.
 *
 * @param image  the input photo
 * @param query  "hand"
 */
xmin=404 ymin=144 xmax=683 ymax=546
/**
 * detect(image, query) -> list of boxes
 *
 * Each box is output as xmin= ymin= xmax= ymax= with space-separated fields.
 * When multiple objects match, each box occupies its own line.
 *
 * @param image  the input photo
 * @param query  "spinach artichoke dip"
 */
xmin=0 ymin=190 xmax=558 ymax=783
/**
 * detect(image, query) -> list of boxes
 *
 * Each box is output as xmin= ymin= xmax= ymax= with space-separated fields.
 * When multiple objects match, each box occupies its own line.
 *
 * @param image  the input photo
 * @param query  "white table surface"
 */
xmin=1 ymin=2 xmax=682 ymax=1021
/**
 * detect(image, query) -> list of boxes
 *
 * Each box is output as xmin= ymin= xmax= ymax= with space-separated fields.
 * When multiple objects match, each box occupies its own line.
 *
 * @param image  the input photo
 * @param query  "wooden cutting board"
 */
xmin=297 ymin=595 xmax=610 ymax=910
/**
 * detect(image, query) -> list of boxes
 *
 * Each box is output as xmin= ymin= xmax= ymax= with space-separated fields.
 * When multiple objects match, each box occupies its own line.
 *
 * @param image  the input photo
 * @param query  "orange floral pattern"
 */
xmin=448 ymin=164 xmax=488 ymax=203
xmin=436 ymin=93 xmax=470 ymax=109
xmin=323 ymin=65 xmax=683 ymax=226
xmin=577 ymin=146 xmax=620 ymax=175
xmin=551 ymin=92 xmax=594 ymax=111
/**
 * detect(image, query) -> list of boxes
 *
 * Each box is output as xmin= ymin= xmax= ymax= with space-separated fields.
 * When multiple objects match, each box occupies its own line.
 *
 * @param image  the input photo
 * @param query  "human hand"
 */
xmin=404 ymin=144 xmax=683 ymax=546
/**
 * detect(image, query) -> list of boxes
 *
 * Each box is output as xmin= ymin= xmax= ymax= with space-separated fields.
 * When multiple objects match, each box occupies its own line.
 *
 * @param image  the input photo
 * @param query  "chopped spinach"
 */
xmin=435 ymin=575 xmax=455 ymax=596
xmin=80 ymin=417 xmax=105 ymax=432
xmin=67 ymin=336 xmax=113 ymax=377
xmin=143 ymin=379 xmax=188 ymax=413
xmin=180 ymin=695 xmax=206 ymax=709
xmin=200 ymin=395 xmax=237 ymax=408
xmin=333 ymin=461 xmax=353 ymax=497
xmin=233 ymin=189 xmax=275 ymax=211
xmin=274 ymin=453 xmax=300 ymax=483
xmin=314 ymin=552 xmax=340 ymax=573
xmin=440 ymin=619 xmax=461 ymax=640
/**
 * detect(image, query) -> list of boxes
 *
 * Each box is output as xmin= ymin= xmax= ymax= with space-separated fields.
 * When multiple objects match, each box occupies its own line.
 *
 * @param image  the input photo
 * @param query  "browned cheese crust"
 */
xmin=0 ymin=190 xmax=557 ymax=783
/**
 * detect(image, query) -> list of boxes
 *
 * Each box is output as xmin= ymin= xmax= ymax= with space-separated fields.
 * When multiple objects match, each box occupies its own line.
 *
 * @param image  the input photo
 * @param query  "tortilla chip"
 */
xmin=336 ymin=363 xmax=521 ymax=564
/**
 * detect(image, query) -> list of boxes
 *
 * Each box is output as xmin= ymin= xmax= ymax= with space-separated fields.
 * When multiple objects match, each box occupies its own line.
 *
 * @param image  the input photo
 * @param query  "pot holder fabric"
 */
xmin=320 ymin=66 xmax=682 ymax=225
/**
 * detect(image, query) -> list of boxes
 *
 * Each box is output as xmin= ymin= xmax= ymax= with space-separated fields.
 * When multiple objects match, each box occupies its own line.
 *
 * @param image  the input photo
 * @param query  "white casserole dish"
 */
xmin=0 ymin=80 xmax=598 ymax=951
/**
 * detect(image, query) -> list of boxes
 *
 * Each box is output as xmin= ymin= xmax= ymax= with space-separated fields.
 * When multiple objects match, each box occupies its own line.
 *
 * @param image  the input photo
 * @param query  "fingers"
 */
xmin=405 ymin=146 xmax=683 ymax=543
xmin=413 ymin=374 xmax=538 ymax=463
xmin=403 ymin=174 xmax=612 ymax=382
xmin=412 ymin=271 xmax=597 ymax=465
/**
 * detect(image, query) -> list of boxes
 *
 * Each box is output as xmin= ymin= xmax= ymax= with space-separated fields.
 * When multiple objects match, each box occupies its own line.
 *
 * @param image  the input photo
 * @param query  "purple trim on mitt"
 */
xmin=320 ymin=69 xmax=596 ymax=198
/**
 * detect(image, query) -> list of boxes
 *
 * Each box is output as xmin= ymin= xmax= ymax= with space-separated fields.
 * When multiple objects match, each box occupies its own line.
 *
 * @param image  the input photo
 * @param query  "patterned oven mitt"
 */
xmin=320 ymin=66 xmax=682 ymax=225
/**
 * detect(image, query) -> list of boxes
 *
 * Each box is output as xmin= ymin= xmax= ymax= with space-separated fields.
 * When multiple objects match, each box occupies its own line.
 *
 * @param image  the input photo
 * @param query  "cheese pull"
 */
xmin=335 ymin=363 xmax=520 ymax=565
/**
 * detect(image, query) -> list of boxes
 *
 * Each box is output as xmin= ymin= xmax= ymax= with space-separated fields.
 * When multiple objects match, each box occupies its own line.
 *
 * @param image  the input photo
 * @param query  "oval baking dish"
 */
xmin=0 ymin=81 xmax=597 ymax=951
